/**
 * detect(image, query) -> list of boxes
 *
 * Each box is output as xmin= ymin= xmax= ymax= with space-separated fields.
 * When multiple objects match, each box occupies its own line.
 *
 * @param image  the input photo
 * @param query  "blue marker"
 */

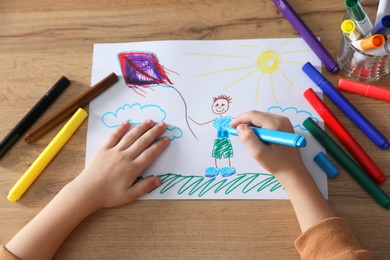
xmin=370 ymin=15 xmax=390 ymax=37
xmin=302 ymin=62 xmax=389 ymax=150
xmin=221 ymin=126 xmax=306 ymax=148
xmin=313 ymin=151 xmax=339 ymax=178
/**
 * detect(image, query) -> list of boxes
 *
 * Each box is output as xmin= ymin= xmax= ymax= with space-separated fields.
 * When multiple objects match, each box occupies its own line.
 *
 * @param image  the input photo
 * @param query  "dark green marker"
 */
xmin=303 ymin=117 xmax=390 ymax=210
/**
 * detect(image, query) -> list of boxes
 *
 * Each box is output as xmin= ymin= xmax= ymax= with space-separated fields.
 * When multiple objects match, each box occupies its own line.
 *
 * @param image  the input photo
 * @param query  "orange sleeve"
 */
xmin=0 ymin=245 xmax=19 ymax=260
xmin=294 ymin=217 xmax=375 ymax=260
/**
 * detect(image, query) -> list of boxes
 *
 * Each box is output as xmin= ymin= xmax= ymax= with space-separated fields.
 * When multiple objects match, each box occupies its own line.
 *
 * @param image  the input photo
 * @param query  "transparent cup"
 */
xmin=337 ymin=12 xmax=390 ymax=82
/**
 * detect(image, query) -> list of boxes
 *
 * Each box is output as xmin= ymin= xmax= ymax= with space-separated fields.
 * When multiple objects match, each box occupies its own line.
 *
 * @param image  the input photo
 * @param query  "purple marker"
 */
xmin=272 ymin=0 xmax=339 ymax=74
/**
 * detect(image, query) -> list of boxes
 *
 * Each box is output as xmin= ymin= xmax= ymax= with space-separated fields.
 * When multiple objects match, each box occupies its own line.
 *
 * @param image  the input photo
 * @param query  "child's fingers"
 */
xmin=116 ymin=119 xmax=154 ymax=151
xmin=134 ymin=136 xmax=170 ymax=166
xmin=236 ymin=124 xmax=268 ymax=161
xmin=103 ymin=121 xmax=132 ymax=149
xmin=126 ymin=176 xmax=162 ymax=201
xmin=230 ymin=110 xmax=268 ymax=128
xmin=231 ymin=110 xmax=293 ymax=133
xmin=126 ymin=122 xmax=167 ymax=158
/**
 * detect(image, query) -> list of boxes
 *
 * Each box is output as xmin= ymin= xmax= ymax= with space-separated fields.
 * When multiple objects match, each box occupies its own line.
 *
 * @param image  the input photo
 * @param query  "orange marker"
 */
xmin=350 ymin=34 xmax=385 ymax=51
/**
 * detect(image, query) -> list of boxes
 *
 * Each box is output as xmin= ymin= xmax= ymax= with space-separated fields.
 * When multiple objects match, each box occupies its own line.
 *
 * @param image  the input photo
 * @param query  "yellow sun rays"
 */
xmin=189 ymin=40 xmax=309 ymax=105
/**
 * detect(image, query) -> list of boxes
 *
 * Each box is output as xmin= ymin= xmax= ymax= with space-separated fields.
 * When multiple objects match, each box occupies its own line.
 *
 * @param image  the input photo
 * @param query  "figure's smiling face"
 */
xmin=212 ymin=99 xmax=229 ymax=115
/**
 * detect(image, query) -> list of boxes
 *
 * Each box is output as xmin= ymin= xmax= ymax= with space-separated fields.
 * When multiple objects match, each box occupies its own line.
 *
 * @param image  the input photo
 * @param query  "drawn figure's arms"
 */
xmin=188 ymin=116 xmax=215 ymax=125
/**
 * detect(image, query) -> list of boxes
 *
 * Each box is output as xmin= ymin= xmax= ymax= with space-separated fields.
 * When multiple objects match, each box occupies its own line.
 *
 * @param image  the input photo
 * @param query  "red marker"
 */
xmin=338 ymin=78 xmax=390 ymax=102
xmin=304 ymin=88 xmax=385 ymax=184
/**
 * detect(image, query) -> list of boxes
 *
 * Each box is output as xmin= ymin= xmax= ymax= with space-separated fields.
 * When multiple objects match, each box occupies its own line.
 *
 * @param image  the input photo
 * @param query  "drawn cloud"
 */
xmin=162 ymin=127 xmax=183 ymax=141
xmin=267 ymin=106 xmax=319 ymax=131
xmin=102 ymin=103 xmax=167 ymax=128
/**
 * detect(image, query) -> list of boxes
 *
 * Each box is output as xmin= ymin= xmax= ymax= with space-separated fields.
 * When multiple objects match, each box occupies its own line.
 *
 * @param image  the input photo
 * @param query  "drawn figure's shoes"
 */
xmin=205 ymin=167 xmax=219 ymax=178
xmin=220 ymin=167 xmax=236 ymax=177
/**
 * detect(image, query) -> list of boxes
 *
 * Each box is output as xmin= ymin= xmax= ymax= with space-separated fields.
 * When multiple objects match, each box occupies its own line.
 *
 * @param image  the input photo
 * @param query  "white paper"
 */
xmin=86 ymin=39 xmax=327 ymax=200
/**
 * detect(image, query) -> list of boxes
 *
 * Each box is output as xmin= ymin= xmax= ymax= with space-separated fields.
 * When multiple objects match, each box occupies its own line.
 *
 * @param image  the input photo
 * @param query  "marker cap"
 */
xmin=341 ymin=19 xmax=362 ymax=41
xmin=314 ymin=151 xmax=339 ymax=178
xmin=371 ymin=15 xmax=390 ymax=36
xmin=359 ymin=34 xmax=385 ymax=50
xmin=338 ymin=78 xmax=390 ymax=103
xmin=303 ymin=117 xmax=325 ymax=142
xmin=341 ymin=19 xmax=356 ymax=33
xmin=303 ymin=88 xmax=326 ymax=112
xmin=382 ymin=15 xmax=390 ymax=26
xmin=345 ymin=0 xmax=366 ymax=21
xmin=296 ymin=136 xmax=307 ymax=148
xmin=302 ymin=62 xmax=325 ymax=86
xmin=338 ymin=78 xmax=367 ymax=96
xmin=63 ymin=108 xmax=88 ymax=134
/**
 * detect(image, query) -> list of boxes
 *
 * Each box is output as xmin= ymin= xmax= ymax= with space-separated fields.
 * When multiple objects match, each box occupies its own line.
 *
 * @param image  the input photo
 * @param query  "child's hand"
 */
xmin=230 ymin=111 xmax=306 ymax=177
xmin=71 ymin=119 xmax=170 ymax=210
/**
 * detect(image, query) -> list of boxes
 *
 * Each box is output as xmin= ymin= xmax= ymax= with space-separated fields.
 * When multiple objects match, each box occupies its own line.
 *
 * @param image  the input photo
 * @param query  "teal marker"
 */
xmin=345 ymin=0 xmax=373 ymax=36
xmin=221 ymin=126 xmax=306 ymax=148
xmin=303 ymin=117 xmax=390 ymax=209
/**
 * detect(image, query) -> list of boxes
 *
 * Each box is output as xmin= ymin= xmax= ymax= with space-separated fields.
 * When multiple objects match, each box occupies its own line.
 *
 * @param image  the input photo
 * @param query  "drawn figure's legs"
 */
xmin=205 ymin=138 xmax=236 ymax=177
xmin=220 ymin=167 xmax=236 ymax=177
xmin=205 ymin=167 xmax=220 ymax=178
xmin=214 ymin=158 xmax=219 ymax=168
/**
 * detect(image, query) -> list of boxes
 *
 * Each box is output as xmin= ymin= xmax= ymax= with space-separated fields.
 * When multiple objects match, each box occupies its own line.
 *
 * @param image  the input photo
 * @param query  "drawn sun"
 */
xmin=189 ymin=39 xmax=311 ymax=105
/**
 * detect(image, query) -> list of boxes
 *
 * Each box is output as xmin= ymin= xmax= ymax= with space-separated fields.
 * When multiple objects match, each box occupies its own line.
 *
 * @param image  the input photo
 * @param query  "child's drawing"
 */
xmin=102 ymin=103 xmax=166 ymax=128
xmin=189 ymin=95 xmax=236 ymax=178
xmin=267 ymin=106 xmax=319 ymax=131
xmin=118 ymin=51 xmax=197 ymax=139
xmin=118 ymin=52 xmax=174 ymax=96
xmin=101 ymin=102 xmax=183 ymax=141
xmin=189 ymin=39 xmax=310 ymax=105
xmin=86 ymin=39 xmax=327 ymax=200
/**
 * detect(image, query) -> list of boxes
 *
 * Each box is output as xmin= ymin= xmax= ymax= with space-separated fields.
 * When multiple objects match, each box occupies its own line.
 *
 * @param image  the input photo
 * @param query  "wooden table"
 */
xmin=1 ymin=0 xmax=389 ymax=259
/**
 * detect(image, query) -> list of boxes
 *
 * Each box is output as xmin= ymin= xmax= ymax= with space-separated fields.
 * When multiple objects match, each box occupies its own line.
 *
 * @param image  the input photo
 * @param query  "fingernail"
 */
xmin=153 ymin=177 xmax=162 ymax=186
xmin=237 ymin=124 xmax=245 ymax=133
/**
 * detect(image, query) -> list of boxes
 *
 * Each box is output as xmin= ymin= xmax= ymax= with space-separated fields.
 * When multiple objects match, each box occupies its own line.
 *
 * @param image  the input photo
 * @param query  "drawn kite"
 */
xmin=118 ymin=51 xmax=197 ymax=139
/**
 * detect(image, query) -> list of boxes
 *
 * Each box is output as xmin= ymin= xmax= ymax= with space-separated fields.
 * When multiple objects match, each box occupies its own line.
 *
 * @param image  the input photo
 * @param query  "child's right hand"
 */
xmin=230 ymin=110 xmax=307 ymax=178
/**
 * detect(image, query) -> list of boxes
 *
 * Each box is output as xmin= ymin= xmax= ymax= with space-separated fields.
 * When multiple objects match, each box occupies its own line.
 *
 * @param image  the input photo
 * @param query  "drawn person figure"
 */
xmin=189 ymin=95 xmax=236 ymax=178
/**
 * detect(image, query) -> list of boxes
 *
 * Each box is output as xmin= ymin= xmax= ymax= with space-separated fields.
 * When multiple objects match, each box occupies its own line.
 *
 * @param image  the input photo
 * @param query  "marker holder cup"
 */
xmin=337 ymin=12 xmax=390 ymax=82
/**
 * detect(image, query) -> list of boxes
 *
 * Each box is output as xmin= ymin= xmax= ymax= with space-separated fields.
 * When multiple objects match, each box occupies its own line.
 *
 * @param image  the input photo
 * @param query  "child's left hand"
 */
xmin=70 ymin=119 xmax=170 ymax=210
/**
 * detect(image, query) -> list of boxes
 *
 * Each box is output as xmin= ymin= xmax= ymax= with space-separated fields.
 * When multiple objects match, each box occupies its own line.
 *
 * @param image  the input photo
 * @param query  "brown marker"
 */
xmin=24 ymin=72 xmax=118 ymax=143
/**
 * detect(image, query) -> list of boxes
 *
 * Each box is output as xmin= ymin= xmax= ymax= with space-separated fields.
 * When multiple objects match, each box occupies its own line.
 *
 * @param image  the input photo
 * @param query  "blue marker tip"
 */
xmin=296 ymin=136 xmax=307 ymax=148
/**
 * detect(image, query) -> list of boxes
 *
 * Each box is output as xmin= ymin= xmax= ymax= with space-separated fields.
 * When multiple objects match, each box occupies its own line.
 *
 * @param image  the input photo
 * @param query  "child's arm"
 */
xmin=5 ymin=120 xmax=170 ymax=260
xmin=230 ymin=110 xmax=335 ymax=232
xmin=231 ymin=111 xmax=375 ymax=259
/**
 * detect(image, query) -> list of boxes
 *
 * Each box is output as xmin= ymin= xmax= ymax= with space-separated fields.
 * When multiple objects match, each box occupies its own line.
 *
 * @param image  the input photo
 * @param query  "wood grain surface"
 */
xmin=0 ymin=0 xmax=389 ymax=259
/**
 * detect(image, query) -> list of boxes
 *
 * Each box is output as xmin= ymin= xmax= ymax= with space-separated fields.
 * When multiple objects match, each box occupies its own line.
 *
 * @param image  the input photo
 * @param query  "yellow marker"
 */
xmin=341 ymin=19 xmax=361 ymax=41
xmin=7 ymin=108 xmax=88 ymax=202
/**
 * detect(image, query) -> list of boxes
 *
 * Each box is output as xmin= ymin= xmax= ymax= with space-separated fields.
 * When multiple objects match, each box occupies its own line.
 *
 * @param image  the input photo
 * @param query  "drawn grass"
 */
xmin=145 ymin=173 xmax=283 ymax=197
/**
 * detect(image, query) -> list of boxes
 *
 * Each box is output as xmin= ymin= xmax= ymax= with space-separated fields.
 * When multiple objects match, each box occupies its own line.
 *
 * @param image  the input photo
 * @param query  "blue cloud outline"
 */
xmin=267 ymin=105 xmax=319 ymax=131
xmin=101 ymin=103 xmax=167 ymax=128
xmin=164 ymin=127 xmax=183 ymax=141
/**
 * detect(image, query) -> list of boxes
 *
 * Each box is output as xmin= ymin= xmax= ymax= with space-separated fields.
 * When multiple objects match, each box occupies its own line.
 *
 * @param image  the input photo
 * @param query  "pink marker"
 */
xmin=338 ymin=78 xmax=390 ymax=102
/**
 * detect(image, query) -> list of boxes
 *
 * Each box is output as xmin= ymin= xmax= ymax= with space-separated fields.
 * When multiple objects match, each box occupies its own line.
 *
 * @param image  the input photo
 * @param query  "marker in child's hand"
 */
xmin=221 ymin=126 xmax=306 ymax=148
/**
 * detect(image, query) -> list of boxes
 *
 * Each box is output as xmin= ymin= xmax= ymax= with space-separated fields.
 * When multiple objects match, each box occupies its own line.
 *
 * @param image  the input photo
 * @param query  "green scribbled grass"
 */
xmin=145 ymin=173 xmax=282 ymax=197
